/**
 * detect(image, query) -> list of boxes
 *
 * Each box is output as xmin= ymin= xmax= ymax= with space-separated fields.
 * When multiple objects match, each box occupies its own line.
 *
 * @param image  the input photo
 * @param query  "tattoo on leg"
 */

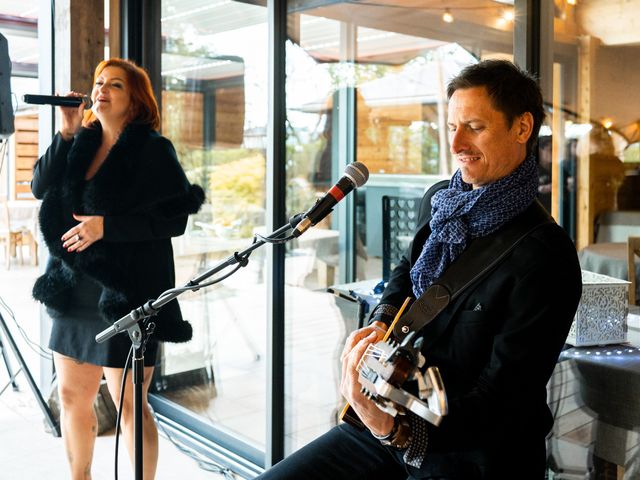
xmin=84 ymin=462 xmax=91 ymax=479
xmin=73 ymin=358 xmax=85 ymax=365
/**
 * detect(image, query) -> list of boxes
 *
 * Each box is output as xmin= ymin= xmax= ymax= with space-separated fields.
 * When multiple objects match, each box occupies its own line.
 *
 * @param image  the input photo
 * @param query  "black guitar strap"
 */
xmin=392 ymin=199 xmax=553 ymax=342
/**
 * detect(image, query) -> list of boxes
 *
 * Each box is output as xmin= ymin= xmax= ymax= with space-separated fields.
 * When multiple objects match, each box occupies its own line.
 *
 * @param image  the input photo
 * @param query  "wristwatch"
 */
xmin=372 ymin=415 xmax=412 ymax=450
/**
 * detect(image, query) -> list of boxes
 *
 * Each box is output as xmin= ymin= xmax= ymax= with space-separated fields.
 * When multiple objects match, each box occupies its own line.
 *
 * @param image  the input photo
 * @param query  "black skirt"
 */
xmin=48 ymin=273 xmax=158 ymax=368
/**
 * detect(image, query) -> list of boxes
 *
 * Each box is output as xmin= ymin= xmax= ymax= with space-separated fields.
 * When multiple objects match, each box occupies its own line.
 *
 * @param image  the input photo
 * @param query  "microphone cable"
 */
xmin=151 ymin=408 xmax=237 ymax=479
xmin=113 ymin=343 xmax=133 ymax=480
xmin=0 ymin=138 xmax=8 ymax=182
xmin=253 ymin=231 xmax=294 ymax=244
xmin=112 ymin=327 xmax=237 ymax=480
xmin=154 ymin=221 xmax=301 ymax=303
xmin=154 ymin=260 xmax=248 ymax=304
xmin=246 ymin=212 xmax=304 ymax=246
xmin=0 ymin=294 xmax=52 ymax=361
xmin=112 ymin=319 xmax=154 ymax=480
xmin=252 ymin=212 xmax=305 ymax=245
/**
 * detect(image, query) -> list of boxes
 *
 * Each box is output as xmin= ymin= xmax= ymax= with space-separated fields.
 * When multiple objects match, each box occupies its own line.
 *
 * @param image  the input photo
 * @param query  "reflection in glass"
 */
xmin=551 ymin=1 xmax=640 ymax=248
xmin=1 ymin=1 xmax=39 ymax=200
xmin=548 ymin=1 xmax=640 ymax=476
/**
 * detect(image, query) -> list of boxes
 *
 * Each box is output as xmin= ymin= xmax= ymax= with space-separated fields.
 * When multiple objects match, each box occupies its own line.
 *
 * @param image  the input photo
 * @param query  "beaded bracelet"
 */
xmin=372 ymin=415 xmax=412 ymax=450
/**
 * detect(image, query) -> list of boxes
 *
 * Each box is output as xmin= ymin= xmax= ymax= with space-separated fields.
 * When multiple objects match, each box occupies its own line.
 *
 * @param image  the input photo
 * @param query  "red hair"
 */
xmin=83 ymin=58 xmax=160 ymax=130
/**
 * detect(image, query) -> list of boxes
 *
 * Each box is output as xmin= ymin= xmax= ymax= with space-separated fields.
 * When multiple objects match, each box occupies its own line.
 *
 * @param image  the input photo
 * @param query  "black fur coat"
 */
xmin=32 ymin=122 xmax=205 ymax=342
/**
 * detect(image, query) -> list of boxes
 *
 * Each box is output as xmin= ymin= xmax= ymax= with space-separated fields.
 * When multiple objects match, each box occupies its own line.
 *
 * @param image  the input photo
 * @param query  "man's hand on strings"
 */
xmin=340 ymin=323 xmax=394 ymax=437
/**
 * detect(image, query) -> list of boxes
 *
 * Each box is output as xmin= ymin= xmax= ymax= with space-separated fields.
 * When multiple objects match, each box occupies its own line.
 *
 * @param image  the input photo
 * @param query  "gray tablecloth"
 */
xmin=578 ymin=242 xmax=640 ymax=300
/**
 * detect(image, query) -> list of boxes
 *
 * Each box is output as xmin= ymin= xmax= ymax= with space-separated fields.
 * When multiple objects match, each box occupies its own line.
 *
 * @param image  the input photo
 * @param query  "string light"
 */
xmin=442 ymin=8 xmax=454 ymax=23
xmin=567 ymin=0 xmax=577 ymax=5
xmin=601 ymin=118 xmax=613 ymax=130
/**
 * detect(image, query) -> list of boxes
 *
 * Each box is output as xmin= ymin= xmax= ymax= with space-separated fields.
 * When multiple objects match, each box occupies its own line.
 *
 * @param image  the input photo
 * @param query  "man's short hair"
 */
xmin=447 ymin=59 xmax=545 ymax=156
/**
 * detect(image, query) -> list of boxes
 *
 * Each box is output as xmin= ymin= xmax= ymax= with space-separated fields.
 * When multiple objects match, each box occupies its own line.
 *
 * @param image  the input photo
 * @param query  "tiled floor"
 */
xmin=0 ymin=263 xmax=232 ymax=479
xmin=0 ymin=388 xmax=233 ymax=479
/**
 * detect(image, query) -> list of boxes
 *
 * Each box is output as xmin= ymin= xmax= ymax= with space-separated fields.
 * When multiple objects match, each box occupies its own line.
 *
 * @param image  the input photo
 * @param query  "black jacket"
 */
xmin=376 ymin=181 xmax=582 ymax=478
xmin=32 ymin=122 xmax=205 ymax=342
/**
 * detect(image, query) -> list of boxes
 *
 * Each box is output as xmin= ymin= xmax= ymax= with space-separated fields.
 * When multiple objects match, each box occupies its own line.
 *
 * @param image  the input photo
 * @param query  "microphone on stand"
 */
xmin=293 ymin=161 xmax=369 ymax=237
xmin=23 ymin=94 xmax=93 ymax=109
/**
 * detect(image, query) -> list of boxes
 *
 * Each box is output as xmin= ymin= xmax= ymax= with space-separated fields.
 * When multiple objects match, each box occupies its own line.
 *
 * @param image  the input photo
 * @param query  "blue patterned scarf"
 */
xmin=409 ymin=155 xmax=539 ymax=298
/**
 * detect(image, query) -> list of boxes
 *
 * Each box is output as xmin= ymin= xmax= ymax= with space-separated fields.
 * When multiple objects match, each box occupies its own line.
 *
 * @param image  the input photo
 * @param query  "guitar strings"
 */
xmin=356 ymin=343 xmax=389 ymax=373
xmin=355 ymin=297 xmax=412 ymax=374
xmin=338 ymin=297 xmax=412 ymax=422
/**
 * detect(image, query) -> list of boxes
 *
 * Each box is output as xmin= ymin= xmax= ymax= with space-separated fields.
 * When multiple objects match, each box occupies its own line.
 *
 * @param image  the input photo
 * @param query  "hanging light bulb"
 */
xmin=601 ymin=117 xmax=613 ymax=130
xmin=442 ymin=8 xmax=454 ymax=23
xmin=502 ymin=8 xmax=515 ymax=22
xmin=567 ymin=0 xmax=577 ymax=5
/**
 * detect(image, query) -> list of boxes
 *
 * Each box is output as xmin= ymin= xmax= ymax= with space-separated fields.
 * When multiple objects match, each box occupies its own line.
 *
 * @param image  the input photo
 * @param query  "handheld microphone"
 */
xmin=23 ymin=94 xmax=93 ymax=109
xmin=293 ymin=161 xmax=369 ymax=237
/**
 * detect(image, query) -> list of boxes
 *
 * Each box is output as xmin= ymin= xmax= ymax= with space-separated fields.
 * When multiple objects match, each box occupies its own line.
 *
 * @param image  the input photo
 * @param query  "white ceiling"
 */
xmin=0 ymin=0 xmax=39 ymax=71
xmin=0 ymin=0 xmax=38 ymax=18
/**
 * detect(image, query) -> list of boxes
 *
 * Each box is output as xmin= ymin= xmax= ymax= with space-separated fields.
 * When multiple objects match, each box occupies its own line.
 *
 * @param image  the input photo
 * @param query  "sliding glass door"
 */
xmin=155 ymin=0 xmax=269 ymax=467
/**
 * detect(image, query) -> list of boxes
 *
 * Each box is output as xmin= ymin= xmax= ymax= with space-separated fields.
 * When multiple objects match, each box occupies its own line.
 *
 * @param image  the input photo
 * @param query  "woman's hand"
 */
xmin=340 ymin=323 xmax=394 ymax=437
xmin=61 ymin=214 xmax=104 ymax=252
xmin=59 ymin=91 xmax=86 ymax=141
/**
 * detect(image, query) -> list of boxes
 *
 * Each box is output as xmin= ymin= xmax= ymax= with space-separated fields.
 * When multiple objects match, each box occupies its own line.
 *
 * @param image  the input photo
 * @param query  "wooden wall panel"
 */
xmin=162 ymin=91 xmax=204 ymax=148
xmin=215 ymin=86 xmax=245 ymax=147
xmin=13 ymin=114 xmax=38 ymax=200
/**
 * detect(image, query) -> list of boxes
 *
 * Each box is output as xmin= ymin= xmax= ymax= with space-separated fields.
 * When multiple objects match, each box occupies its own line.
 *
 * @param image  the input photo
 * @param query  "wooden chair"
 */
xmin=629 ymin=236 xmax=640 ymax=306
xmin=0 ymin=200 xmax=24 ymax=269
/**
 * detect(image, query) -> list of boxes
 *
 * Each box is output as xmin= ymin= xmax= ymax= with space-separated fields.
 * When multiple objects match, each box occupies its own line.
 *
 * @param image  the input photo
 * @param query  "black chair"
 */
xmin=382 ymin=196 xmax=420 ymax=282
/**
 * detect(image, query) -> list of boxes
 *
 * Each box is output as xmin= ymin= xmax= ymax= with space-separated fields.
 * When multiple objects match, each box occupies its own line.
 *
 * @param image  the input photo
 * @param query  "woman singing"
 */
xmin=32 ymin=58 xmax=204 ymax=479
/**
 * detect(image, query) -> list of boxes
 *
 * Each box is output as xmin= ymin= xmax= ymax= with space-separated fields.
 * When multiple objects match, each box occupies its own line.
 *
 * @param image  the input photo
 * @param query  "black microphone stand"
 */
xmin=95 ymin=213 xmax=304 ymax=480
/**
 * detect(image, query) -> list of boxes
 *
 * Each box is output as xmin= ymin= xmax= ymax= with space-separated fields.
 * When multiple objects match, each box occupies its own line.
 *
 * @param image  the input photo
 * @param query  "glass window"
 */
xmin=548 ymin=0 xmax=640 ymax=248
xmin=0 ymin=1 xmax=39 ymax=200
xmin=547 ymin=2 xmax=640 ymax=476
xmin=285 ymin=0 xmax=514 ymax=454
xmin=157 ymin=0 xmax=268 ymax=455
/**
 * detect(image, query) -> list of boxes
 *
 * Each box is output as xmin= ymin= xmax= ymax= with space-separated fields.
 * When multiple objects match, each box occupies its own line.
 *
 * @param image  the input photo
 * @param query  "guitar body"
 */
xmin=340 ymin=404 xmax=365 ymax=429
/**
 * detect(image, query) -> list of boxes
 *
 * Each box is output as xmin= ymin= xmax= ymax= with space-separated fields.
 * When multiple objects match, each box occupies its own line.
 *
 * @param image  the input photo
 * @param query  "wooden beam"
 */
xmin=574 ymin=34 xmax=626 ymax=250
xmin=551 ymin=62 xmax=562 ymax=222
xmin=109 ymin=0 xmax=120 ymax=58
xmin=575 ymin=34 xmax=598 ymax=250
xmin=54 ymin=0 xmax=104 ymax=96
